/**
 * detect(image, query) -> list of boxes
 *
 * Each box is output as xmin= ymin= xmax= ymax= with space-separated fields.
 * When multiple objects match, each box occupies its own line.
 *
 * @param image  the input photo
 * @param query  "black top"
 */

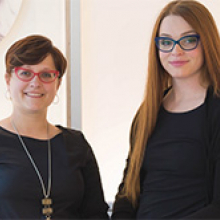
xmin=112 ymin=87 xmax=220 ymax=219
xmin=0 ymin=126 xmax=109 ymax=219
xmin=137 ymin=103 xmax=207 ymax=219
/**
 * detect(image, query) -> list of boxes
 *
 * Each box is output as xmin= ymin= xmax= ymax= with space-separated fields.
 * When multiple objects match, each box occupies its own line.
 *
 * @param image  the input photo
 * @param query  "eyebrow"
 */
xmin=159 ymin=30 xmax=197 ymax=37
xmin=22 ymin=66 xmax=55 ymax=71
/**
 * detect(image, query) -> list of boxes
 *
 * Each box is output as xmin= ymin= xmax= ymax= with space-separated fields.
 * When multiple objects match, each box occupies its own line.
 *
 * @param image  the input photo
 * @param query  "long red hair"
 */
xmin=121 ymin=0 xmax=220 ymax=207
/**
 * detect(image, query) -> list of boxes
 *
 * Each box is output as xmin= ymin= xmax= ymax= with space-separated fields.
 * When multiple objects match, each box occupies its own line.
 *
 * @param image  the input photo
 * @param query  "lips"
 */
xmin=25 ymin=92 xmax=44 ymax=98
xmin=169 ymin=60 xmax=189 ymax=67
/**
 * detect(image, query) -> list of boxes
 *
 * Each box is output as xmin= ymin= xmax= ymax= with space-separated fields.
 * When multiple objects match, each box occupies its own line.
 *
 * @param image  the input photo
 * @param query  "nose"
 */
xmin=171 ymin=43 xmax=184 ymax=56
xmin=29 ymin=75 xmax=42 ymax=87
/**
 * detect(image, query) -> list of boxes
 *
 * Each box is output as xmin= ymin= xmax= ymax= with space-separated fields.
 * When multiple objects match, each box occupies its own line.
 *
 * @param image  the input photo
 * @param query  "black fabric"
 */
xmin=112 ymin=87 xmax=220 ymax=219
xmin=137 ymin=103 xmax=207 ymax=219
xmin=0 ymin=126 xmax=109 ymax=219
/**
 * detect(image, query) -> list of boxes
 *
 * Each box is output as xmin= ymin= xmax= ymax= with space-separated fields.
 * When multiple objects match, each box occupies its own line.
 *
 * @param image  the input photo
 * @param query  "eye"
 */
xmin=160 ymin=39 xmax=172 ymax=46
xmin=18 ymin=70 xmax=32 ymax=77
xmin=182 ymin=36 xmax=198 ymax=44
xmin=186 ymin=37 xmax=197 ymax=43
xmin=40 ymin=72 xmax=54 ymax=78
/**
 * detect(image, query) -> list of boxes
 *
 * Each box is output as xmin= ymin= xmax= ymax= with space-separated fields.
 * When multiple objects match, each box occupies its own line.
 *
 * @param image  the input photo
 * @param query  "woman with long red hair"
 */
xmin=112 ymin=0 xmax=220 ymax=219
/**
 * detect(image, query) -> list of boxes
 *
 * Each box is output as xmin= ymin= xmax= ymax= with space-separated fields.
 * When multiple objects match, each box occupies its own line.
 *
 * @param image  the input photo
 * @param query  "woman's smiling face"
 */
xmin=158 ymin=15 xmax=204 ymax=82
xmin=6 ymin=54 xmax=61 ymax=115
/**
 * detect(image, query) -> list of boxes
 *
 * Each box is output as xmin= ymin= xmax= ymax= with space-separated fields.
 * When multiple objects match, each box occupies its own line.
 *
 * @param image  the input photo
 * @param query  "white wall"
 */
xmin=1 ymin=0 xmax=219 ymax=206
xmin=0 ymin=0 xmax=67 ymax=126
xmin=81 ymin=0 xmax=220 ymax=203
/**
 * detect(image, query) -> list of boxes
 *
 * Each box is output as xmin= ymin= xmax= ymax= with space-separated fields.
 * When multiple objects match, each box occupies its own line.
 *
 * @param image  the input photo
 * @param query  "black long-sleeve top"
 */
xmin=0 ymin=125 xmax=109 ymax=219
xmin=112 ymin=88 xmax=220 ymax=219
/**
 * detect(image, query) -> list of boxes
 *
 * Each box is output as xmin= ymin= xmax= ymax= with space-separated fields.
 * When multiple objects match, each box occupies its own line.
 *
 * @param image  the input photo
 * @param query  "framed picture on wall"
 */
xmin=0 ymin=0 xmax=23 ymax=42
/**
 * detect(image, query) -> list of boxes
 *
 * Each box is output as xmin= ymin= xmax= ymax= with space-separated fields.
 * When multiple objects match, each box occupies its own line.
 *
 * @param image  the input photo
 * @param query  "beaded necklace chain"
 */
xmin=11 ymin=120 xmax=53 ymax=220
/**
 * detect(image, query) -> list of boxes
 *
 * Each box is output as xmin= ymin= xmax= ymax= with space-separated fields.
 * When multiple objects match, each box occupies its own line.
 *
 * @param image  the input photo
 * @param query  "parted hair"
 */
xmin=5 ymin=35 xmax=67 ymax=78
xmin=120 ymin=0 xmax=220 ymax=207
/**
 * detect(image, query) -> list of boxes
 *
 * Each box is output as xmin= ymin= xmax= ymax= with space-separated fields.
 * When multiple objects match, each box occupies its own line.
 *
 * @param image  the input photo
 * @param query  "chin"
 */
xmin=25 ymin=106 xmax=46 ymax=114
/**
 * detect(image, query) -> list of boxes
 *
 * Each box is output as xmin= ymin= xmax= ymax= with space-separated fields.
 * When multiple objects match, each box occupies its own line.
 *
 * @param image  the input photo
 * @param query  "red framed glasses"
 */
xmin=14 ymin=67 xmax=59 ymax=83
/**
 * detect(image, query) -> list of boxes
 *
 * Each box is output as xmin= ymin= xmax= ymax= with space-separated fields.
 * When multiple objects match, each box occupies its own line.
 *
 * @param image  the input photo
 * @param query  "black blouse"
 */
xmin=112 ymin=88 xmax=220 ymax=219
xmin=0 ymin=126 xmax=109 ymax=219
xmin=137 ymin=103 xmax=207 ymax=219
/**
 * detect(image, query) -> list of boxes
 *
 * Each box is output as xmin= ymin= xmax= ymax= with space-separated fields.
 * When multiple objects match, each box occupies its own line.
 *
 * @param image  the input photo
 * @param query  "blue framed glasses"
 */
xmin=155 ymin=34 xmax=200 ymax=53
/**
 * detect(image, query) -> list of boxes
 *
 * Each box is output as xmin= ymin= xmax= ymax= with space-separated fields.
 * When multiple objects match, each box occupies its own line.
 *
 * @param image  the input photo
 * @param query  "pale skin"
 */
xmin=0 ymin=54 xmax=62 ymax=140
xmin=159 ymin=15 xmax=208 ymax=113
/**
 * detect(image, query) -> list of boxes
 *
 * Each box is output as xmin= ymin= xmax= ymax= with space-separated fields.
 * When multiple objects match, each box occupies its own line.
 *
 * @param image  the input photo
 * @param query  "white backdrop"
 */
xmin=0 ymin=0 xmax=219 ymax=206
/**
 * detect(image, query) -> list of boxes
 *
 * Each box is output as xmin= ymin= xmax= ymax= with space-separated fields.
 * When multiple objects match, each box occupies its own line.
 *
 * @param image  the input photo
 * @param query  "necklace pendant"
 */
xmin=11 ymin=121 xmax=53 ymax=220
xmin=42 ymin=198 xmax=52 ymax=205
xmin=42 ymin=198 xmax=53 ymax=219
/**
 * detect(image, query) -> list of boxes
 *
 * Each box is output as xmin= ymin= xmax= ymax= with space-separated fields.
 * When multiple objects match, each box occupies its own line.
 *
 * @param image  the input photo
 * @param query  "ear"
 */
xmin=56 ymin=78 xmax=62 ymax=90
xmin=5 ymin=73 xmax=11 ymax=86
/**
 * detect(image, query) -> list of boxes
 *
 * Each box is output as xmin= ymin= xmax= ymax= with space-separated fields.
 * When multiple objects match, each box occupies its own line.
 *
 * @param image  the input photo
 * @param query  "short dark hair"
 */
xmin=5 ymin=35 xmax=67 ymax=78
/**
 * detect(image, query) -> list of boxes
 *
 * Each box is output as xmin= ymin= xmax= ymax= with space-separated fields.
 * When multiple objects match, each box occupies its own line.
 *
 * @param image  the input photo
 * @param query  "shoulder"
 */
xmin=0 ymin=117 xmax=12 ymax=131
xmin=56 ymin=125 xmax=98 ymax=166
xmin=206 ymin=88 xmax=220 ymax=118
xmin=205 ymin=88 xmax=220 ymax=146
xmin=56 ymin=125 xmax=91 ymax=150
xmin=57 ymin=125 xmax=84 ymax=137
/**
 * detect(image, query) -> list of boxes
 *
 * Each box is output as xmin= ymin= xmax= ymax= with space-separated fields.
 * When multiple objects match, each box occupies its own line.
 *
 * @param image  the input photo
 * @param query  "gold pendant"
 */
xmin=42 ymin=198 xmax=53 ymax=219
xmin=42 ymin=198 xmax=52 ymax=205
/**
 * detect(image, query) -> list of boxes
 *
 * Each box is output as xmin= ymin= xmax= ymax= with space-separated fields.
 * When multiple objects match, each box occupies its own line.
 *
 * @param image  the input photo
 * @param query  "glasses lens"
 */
xmin=157 ymin=38 xmax=173 ymax=51
xmin=16 ymin=69 xmax=33 ymax=81
xmin=179 ymin=36 xmax=198 ymax=50
xmin=39 ymin=72 xmax=57 ymax=82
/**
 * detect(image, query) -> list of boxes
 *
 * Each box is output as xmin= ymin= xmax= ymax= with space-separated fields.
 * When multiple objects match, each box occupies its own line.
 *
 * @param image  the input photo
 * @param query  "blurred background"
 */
xmin=0 ymin=0 xmax=219 ymax=205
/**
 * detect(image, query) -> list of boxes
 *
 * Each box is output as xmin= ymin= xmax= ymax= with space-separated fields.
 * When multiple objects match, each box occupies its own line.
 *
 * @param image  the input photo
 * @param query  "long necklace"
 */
xmin=11 ymin=120 xmax=53 ymax=220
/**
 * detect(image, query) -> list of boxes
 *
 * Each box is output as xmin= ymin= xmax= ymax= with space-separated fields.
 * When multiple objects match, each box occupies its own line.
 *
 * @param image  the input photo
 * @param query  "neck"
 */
xmin=163 ymin=78 xmax=208 ymax=112
xmin=10 ymin=112 xmax=49 ymax=139
xmin=171 ymin=83 xmax=207 ymax=101
xmin=171 ymin=74 xmax=208 ymax=100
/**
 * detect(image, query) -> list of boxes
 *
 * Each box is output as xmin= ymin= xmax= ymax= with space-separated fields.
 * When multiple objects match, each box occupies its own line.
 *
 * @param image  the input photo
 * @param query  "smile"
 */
xmin=25 ymin=93 xmax=44 ymax=98
xmin=169 ymin=61 xmax=189 ymax=67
